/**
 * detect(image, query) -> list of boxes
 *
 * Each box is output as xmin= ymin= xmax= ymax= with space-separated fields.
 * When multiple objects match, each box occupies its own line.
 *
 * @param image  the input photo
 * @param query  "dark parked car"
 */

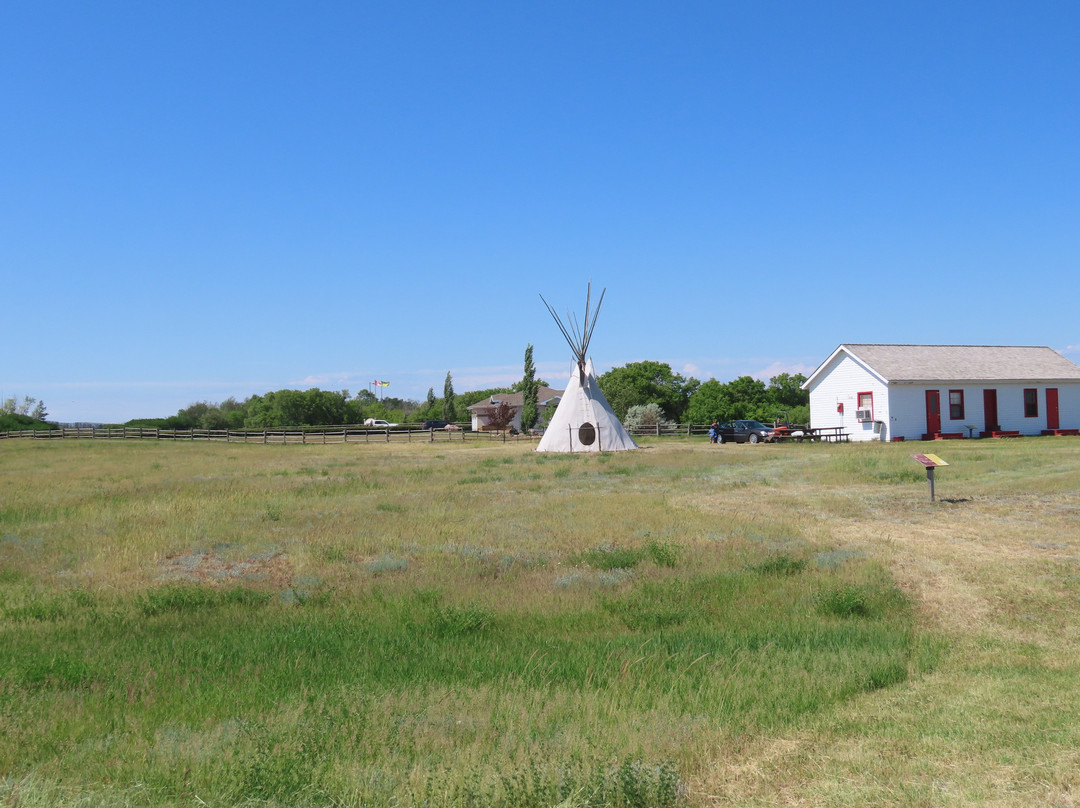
xmin=716 ymin=420 xmax=774 ymax=444
xmin=422 ymin=419 xmax=449 ymax=429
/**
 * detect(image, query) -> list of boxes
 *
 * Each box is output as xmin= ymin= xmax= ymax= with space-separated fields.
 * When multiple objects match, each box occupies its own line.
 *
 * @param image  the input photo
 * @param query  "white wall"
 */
xmin=470 ymin=407 xmax=523 ymax=431
xmin=807 ymin=354 xmax=890 ymax=442
xmin=1057 ymin=385 xmax=1080 ymax=430
xmin=885 ymin=385 xmax=929 ymax=440
xmin=987 ymin=383 xmax=1080 ymax=434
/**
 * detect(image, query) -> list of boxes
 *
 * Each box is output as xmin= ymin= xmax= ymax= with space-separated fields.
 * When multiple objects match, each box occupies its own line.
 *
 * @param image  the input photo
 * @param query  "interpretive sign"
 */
xmin=911 ymin=453 xmax=949 ymax=500
xmin=911 ymin=453 xmax=949 ymax=468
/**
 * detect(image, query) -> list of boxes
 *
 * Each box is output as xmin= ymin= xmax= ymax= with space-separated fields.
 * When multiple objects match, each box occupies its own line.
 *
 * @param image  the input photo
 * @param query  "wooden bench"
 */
xmin=991 ymin=430 xmax=1021 ymax=438
xmin=933 ymin=432 xmax=965 ymax=440
xmin=1041 ymin=428 xmax=1080 ymax=436
xmin=810 ymin=427 xmax=849 ymax=442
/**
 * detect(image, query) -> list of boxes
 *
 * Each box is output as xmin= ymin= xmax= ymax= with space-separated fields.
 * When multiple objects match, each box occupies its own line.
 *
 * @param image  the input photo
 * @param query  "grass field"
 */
xmin=1 ymin=436 xmax=1078 ymax=807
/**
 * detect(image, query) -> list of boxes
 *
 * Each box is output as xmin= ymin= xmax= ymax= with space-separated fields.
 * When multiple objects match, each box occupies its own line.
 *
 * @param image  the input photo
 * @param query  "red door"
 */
xmin=983 ymin=389 xmax=999 ymax=435
xmin=1047 ymin=388 xmax=1060 ymax=430
xmin=925 ymin=390 xmax=941 ymax=436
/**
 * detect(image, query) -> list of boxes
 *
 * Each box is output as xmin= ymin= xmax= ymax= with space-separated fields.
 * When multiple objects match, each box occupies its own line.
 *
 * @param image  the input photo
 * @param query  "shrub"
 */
xmin=624 ymin=403 xmax=676 ymax=431
xmin=647 ymin=538 xmax=680 ymax=567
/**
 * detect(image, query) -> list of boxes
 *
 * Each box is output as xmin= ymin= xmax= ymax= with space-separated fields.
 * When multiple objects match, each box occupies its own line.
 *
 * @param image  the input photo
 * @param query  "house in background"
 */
xmin=466 ymin=386 xmax=563 ymax=432
xmin=802 ymin=345 xmax=1080 ymax=442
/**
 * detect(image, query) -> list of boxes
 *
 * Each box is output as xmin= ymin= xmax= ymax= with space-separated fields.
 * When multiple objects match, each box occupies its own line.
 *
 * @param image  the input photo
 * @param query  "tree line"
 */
xmin=2 ymin=351 xmax=806 ymax=432
xmin=596 ymin=361 xmax=809 ymax=426
xmin=117 ymin=357 xmax=806 ymax=432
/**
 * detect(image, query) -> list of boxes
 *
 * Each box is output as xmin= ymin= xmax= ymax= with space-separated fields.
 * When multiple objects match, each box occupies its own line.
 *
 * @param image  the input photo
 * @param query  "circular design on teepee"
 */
xmin=578 ymin=422 xmax=596 ymax=446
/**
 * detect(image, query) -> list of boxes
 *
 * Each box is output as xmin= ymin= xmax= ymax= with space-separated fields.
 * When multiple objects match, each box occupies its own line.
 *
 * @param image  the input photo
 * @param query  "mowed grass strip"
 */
xmin=2 ymin=437 xmax=1079 ymax=806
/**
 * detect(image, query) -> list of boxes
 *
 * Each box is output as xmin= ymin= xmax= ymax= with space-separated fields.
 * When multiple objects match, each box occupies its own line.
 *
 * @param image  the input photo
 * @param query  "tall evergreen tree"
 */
xmin=442 ymin=372 xmax=457 ymax=423
xmin=520 ymin=343 xmax=538 ymax=433
xmin=426 ymin=387 xmax=436 ymax=412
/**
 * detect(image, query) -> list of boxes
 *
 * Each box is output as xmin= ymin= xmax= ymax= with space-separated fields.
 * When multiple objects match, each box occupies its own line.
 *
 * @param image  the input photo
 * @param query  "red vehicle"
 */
xmin=770 ymin=411 xmax=810 ymax=441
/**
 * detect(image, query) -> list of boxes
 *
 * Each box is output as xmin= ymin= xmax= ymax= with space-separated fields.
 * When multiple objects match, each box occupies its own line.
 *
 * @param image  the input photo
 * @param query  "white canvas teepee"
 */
xmin=535 ymin=286 xmax=638 ymax=453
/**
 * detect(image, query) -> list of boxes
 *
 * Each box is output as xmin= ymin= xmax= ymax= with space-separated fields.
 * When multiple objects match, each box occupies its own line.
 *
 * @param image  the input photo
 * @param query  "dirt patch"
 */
xmin=157 ymin=550 xmax=292 ymax=587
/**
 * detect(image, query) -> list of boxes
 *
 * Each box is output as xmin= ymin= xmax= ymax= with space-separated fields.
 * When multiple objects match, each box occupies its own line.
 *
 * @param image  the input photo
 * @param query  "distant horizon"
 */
xmin=6 ymin=352 xmax=822 ymax=424
xmin=12 ymin=341 xmax=1080 ymax=426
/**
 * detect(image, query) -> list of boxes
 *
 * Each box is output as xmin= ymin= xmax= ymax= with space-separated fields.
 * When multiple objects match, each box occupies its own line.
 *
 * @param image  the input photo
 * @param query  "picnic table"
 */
xmin=770 ymin=426 xmax=849 ymax=443
xmin=808 ymin=426 xmax=850 ymax=442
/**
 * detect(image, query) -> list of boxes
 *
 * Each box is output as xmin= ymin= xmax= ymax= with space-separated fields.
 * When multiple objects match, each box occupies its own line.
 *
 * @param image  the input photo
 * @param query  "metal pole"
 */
xmin=927 ymin=466 xmax=936 ymax=502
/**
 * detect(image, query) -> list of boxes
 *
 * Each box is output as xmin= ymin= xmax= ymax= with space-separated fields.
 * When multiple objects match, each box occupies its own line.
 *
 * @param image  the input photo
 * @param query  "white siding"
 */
xmin=1058 ymin=385 xmax=1080 ymax=430
xmin=885 ymin=385 xmax=927 ymax=441
xmin=471 ymin=407 xmax=524 ymax=431
xmin=807 ymin=354 xmax=890 ymax=442
xmin=889 ymin=385 xmax=985 ymax=440
xmin=989 ymin=383 xmax=1080 ymax=434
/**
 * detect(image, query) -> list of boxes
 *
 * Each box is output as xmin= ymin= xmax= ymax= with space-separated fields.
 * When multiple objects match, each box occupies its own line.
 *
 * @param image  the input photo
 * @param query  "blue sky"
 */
xmin=3 ymin=2 xmax=1079 ymax=424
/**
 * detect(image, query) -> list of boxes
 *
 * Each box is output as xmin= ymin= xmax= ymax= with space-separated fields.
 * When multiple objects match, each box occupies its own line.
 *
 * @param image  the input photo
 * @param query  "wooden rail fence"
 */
xmin=627 ymin=424 xmax=711 ymax=437
xmin=3 ymin=424 xmax=838 ymax=444
xmin=0 ymin=426 xmax=540 ymax=445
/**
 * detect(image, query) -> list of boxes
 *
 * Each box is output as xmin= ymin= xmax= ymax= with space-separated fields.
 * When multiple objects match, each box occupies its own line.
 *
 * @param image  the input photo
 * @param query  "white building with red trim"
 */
xmin=802 ymin=344 xmax=1080 ymax=442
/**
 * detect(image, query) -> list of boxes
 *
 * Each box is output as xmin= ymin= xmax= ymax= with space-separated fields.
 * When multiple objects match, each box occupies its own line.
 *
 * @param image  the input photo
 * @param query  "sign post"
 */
xmin=911 ymin=453 xmax=949 ymax=501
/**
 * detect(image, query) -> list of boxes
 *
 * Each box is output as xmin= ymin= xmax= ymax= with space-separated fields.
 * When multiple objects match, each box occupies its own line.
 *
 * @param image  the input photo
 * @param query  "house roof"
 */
xmin=465 ymin=386 xmax=563 ymax=411
xmin=807 ymin=344 xmax=1080 ymax=387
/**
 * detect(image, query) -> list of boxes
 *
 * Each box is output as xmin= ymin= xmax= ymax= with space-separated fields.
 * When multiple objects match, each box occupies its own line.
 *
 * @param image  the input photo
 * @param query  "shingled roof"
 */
xmin=465 ymin=386 xmax=563 ymax=411
xmin=834 ymin=344 xmax=1080 ymax=383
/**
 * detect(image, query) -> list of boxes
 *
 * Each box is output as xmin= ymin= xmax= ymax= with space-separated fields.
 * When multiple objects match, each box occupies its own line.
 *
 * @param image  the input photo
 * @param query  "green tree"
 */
xmin=457 ymin=388 xmax=514 ymax=410
xmin=1 ymin=414 xmax=54 ymax=431
xmin=597 ymin=361 xmax=695 ymax=422
xmin=539 ymin=397 xmax=559 ymax=429
xmin=3 ymin=395 xmax=46 ymax=419
xmin=520 ymin=344 xmax=538 ymax=433
xmin=767 ymin=373 xmax=809 ymax=409
xmin=442 ymin=372 xmax=457 ymax=423
xmin=685 ymin=379 xmax=737 ymax=424
xmin=725 ymin=376 xmax=769 ymax=420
